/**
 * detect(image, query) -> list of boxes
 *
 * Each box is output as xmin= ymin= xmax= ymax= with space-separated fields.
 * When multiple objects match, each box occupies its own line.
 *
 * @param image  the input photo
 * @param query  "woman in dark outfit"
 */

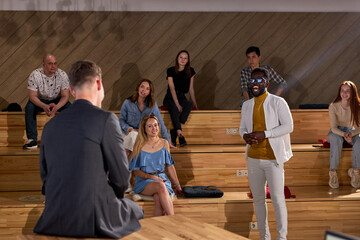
xmin=163 ymin=50 xmax=198 ymax=147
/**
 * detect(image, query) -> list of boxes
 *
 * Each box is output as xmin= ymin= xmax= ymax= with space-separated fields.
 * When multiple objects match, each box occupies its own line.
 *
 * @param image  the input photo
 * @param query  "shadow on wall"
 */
xmin=109 ymin=63 xmax=142 ymax=110
xmin=195 ymin=60 xmax=220 ymax=110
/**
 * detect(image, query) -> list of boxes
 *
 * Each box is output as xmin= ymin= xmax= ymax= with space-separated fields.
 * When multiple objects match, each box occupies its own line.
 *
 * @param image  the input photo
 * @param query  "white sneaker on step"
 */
xmin=329 ymin=170 xmax=339 ymax=189
xmin=348 ymin=168 xmax=360 ymax=188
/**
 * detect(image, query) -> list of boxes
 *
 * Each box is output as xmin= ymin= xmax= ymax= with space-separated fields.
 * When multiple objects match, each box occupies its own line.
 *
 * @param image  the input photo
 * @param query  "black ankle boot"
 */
xmin=170 ymin=129 xmax=177 ymax=147
xmin=179 ymin=134 xmax=187 ymax=147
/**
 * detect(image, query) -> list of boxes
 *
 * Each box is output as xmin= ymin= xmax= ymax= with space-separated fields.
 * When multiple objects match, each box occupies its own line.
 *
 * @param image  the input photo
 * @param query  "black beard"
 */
xmin=252 ymin=88 xmax=267 ymax=97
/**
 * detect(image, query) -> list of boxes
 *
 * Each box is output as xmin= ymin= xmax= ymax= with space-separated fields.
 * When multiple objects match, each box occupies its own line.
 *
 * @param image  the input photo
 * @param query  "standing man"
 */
xmin=240 ymin=68 xmax=293 ymax=240
xmin=23 ymin=53 xmax=71 ymax=149
xmin=240 ymin=46 xmax=287 ymax=101
xmin=34 ymin=60 xmax=143 ymax=238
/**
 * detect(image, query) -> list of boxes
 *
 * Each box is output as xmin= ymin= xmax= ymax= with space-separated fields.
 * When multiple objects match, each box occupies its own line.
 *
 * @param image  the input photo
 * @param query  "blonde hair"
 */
xmin=131 ymin=114 xmax=162 ymax=158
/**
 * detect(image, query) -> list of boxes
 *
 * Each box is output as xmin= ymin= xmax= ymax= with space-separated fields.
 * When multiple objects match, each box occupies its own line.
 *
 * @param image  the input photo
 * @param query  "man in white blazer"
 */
xmin=239 ymin=68 xmax=293 ymax=240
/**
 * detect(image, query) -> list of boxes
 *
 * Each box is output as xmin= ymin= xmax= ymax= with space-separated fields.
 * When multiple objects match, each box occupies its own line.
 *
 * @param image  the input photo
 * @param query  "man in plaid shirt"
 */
xmin=240 ymin=46 xmax=287 ymax=101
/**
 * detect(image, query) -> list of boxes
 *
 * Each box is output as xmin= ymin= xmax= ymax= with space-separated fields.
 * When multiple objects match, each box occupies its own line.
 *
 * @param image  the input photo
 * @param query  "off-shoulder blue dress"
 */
xmin=129 ymin=145 xmax=175 ymax=196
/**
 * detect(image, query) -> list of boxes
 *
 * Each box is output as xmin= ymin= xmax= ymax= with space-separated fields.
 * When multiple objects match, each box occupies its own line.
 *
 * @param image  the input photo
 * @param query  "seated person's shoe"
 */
xmin=23 ymin=139 xmax=37 ymax=149
xmin=170 ymin=129 xmax=177 ymax=147
xmin=329 ymin=170 xmax=339 ymax=189
xmin=125 ymin=186 xmax=133 ymax=194
xmin=348 ymin=168 xmax=360 ymax=189
xmin=179 ymin=134 xmax=187 ymax=147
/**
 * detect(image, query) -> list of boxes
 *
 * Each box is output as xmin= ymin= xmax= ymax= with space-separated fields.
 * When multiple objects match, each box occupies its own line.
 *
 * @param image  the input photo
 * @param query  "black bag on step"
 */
xmin=182 ymin=186 xmax=224 ymax=198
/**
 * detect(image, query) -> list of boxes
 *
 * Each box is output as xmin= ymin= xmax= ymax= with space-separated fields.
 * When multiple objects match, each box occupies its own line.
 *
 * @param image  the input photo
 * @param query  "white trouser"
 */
xmin=247 ymin=157 xmax=288 ymax=240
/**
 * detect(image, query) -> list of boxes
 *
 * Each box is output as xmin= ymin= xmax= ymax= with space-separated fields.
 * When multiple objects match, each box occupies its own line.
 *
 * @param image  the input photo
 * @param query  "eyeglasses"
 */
xmin=249 ymin=78 xmax=265 ymax=84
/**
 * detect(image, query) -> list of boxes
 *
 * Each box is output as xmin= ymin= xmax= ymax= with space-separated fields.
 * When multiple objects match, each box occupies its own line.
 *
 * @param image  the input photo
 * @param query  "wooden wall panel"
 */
xmin=0 ymin=12 xmax=359 ymax=111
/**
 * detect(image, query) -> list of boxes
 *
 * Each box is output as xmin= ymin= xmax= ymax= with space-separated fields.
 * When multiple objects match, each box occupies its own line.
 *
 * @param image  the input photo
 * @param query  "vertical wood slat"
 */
xmin=0 ymin=12 xmax=359 ymax=111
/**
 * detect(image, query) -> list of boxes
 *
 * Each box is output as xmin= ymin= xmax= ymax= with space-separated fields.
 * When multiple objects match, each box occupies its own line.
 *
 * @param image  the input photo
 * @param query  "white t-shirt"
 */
xmin=27 ymin=68 xmax=69 ymax=101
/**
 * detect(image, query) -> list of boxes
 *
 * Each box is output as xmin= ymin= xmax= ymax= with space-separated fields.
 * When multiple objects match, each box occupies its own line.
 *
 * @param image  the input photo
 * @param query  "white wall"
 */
xmin=0 ymin=0 xmax=359 ymax=12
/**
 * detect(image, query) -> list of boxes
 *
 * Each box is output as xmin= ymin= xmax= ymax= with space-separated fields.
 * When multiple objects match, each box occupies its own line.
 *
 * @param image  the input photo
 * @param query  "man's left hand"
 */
xmin=49 ymin=103 xmax=59 ymax=117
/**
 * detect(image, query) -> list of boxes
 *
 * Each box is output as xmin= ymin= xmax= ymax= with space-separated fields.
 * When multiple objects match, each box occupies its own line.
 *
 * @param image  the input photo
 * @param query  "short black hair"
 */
xmin=251 ymin=68 xmax=268 ymax=80
xmin=246 ymin=46 xmax=260 ymax=56
xmin=69 ymin=60 xmax=102 ymax=89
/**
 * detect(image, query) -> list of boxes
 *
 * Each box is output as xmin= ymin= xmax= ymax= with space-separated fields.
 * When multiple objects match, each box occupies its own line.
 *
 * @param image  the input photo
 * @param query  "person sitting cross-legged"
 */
xmin=129 ymin=114 xmax=182 ymax=216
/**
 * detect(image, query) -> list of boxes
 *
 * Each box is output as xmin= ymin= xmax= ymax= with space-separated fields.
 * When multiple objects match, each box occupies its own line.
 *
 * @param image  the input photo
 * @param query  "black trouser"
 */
xmin=163 ymin=92 xmax=192 ymax=131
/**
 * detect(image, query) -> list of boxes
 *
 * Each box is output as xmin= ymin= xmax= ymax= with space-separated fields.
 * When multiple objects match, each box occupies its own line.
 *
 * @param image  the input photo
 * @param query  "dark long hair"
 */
xmin=130 ymin=79 xmax=155 ymax=108
xmin=174 ymin=50 xmax=191 ymax=78
xmin=332 ymin=81 xmax=360 ymax=127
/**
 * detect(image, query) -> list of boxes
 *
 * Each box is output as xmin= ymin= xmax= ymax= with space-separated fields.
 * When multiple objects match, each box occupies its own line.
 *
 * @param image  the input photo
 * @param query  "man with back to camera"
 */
xmin=23 ymin=53 xmax=71 ymax=149
xmin=33 ymin=60 xmax=144 ymax=238
xmin=240 ymin=68 xmax=293 ymax=240
xmin=240 ymin=46 xmax=287 ymax=101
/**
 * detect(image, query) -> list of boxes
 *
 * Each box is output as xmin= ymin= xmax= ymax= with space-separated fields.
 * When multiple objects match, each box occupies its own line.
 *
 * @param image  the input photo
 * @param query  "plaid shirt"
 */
xmin=240 ymin=64 xmax=287 ymax=99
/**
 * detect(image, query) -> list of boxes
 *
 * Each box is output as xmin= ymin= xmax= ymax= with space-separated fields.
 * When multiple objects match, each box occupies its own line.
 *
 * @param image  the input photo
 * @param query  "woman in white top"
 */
xmin=327 ymin=81 xmax=360 ymax=189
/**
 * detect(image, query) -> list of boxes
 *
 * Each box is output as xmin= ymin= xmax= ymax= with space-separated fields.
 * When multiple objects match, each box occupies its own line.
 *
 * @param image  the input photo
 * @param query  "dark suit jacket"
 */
xmin=34 ymin=99 xmax=143 ymax=238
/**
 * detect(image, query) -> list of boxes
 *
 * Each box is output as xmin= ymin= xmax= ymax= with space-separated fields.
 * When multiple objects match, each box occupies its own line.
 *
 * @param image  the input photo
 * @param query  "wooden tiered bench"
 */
xmin=0 ymin=109 xmax=330 ymax=146
xmin=1 ymin=110 xmax=360 ymax=240
xmin=1 ymin=186 xmax=359 ymax=239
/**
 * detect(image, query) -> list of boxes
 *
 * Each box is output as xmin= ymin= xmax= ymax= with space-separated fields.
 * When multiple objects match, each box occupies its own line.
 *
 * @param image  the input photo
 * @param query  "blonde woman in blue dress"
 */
xmin=129 ymin=114 xmax=182 ymax=216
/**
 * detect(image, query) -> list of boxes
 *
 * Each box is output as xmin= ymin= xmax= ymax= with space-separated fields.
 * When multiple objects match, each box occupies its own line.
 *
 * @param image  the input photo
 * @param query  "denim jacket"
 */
xmin=119 ymin=99 xmax=170 ymax=142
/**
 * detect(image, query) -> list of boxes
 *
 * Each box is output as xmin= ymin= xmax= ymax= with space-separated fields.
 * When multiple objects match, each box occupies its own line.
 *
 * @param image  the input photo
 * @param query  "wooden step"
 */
xmin=1 ymin=186 xmax=359 ymax=240
xmin=10 ymin=215 xmax=249 ymax=240
xmin=0 ymin=148 xmax=40 ymax=191
xmin=0 ymin=109 xmax=330 ymax=146
xmin=0 ymin=144 xmax=355 ymax=191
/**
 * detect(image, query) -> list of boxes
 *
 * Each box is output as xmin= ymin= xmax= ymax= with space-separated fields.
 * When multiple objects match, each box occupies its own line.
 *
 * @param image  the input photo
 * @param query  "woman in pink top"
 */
xmin=327 ymin=81 xmax=360 ymax=189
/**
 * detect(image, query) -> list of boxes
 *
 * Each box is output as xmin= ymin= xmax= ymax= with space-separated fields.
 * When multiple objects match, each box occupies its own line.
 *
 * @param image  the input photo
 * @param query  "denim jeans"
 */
xmin=25 ymin=98 xmax=71 ymax=141
xmin=247 ymin=157 xmax=287 ymax=240
xmin=329 ymin=126 xmax=360 ymax=170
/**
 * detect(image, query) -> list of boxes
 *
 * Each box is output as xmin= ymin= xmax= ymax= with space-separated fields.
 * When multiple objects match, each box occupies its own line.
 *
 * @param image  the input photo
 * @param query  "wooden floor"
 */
xmin=14 ymin=215 xmax=249 ymax=240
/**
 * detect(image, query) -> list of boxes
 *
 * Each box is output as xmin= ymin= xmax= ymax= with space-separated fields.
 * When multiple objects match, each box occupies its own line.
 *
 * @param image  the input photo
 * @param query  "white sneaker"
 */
xmin=348 ymin=168 xmax=360 ymax=188
xmin=329 ymin=171 xmax=339 ymax=188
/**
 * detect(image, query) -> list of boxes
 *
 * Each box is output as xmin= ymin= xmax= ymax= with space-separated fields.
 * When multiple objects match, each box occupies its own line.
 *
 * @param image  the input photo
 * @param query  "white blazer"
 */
xmin=239 ymin=93 xmax=293 ymax=164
